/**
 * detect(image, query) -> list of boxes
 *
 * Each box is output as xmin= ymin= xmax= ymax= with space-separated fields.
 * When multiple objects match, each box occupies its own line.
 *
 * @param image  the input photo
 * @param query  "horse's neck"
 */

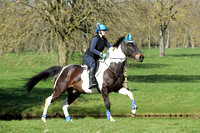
xmin=107 ymin=46 xmax=126 ymax=61
xmin=95 ymin=46 xmax=126 ymax=77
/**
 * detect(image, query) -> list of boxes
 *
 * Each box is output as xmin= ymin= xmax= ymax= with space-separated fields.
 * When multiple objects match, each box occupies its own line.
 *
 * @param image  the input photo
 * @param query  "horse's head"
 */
xmin=113 ymin=36 xmax=144 ymax=62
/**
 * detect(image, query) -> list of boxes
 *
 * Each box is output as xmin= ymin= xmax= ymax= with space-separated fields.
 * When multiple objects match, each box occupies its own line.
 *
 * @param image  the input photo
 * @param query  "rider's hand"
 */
xmin=100 ymin=53 xmax=107 ymax=59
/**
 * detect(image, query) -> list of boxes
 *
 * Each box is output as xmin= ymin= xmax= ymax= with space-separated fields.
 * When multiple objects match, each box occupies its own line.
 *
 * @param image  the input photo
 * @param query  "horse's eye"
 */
xmin=128 ymin=43 xmax=133 ymax=47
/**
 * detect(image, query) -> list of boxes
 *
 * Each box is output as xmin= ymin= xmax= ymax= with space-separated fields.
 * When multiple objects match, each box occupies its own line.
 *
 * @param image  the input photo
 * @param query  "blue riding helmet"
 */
xmin=95 ymin=23 xmax=108 ymax=33
xmin=125 ymin=34 xmax=135 ymax=43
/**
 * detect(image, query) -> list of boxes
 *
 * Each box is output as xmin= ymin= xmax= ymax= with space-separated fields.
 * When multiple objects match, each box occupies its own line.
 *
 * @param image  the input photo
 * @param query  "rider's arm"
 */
xmin=90 ymin=37 xmax=101 ymax=56
xmin=105 ymin=40 xmax=111 ymax=49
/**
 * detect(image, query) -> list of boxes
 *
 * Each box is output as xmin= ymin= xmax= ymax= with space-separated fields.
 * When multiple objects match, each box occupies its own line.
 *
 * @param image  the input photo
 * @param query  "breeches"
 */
xmin=83 ymin=54 xmax=96 ymax=69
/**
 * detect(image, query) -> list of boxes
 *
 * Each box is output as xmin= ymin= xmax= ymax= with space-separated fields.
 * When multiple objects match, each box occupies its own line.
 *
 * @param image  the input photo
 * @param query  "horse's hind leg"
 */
xmin=41 ymin=88 xmax=66 ymax=122
xmin=41 ymin=94 xmax=53 ymax=122
xmin=62 ymin=89 xmax=81 ymax=122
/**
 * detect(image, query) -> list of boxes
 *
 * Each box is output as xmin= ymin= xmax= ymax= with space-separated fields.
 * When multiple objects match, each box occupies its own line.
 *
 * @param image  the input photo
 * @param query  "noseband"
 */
xmin=124 ymin=41 xmax=141 ymax=59
xmin=132 ymin=50 xmax=141 ymax=59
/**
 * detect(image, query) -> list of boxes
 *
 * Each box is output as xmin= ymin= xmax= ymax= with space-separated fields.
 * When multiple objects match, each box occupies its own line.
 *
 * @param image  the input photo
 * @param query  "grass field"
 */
xmin=1 ymin=117 xmax=200 ymax=133
xmin=0 ymin=48 xmax=200 ymax=119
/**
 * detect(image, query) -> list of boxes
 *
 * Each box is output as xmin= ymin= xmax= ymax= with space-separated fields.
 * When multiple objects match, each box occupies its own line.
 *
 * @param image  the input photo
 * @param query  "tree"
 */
xmin=183 ymin=0 xmax=200 ymax=48
xmin=0 ymin=0 xmax=126 ymax=65
xmin=150 ymin=0 xmax=182 ymax=57
xmin=1 ymin=0 xmax=199 ymax=60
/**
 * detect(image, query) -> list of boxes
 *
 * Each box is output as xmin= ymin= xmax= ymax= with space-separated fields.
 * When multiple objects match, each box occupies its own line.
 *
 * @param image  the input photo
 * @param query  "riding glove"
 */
xmin=100 ymin=53 xmax=107 ymax=59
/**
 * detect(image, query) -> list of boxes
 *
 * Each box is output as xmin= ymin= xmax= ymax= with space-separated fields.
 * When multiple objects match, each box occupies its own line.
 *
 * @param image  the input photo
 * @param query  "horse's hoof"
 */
xmin=110 ymin=119 xmax=116 ymax=122
xmin=41 ymin=117 xmax=47 ymax=123
xmin=131 ymin=110 xmax=136 ymax=118
xmin=66 ymin=120 xmax=72 ymax=122
xmin=109 ymin=116 xmax=116 ymax=122
xmin=131 ymin=113 xmax=136 ymax=118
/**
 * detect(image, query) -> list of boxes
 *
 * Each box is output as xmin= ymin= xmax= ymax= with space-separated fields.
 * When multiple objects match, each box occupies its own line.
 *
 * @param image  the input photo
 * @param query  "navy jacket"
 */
xmin=86 ymin=34 xmax=111 ymax=59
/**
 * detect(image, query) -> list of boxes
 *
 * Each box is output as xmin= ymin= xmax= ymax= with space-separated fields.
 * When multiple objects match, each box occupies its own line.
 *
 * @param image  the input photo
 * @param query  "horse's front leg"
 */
xmin=118 ymin=87 xmax=137 ymax=118
xmin=102 ymin=87 xmax=116 ymax=122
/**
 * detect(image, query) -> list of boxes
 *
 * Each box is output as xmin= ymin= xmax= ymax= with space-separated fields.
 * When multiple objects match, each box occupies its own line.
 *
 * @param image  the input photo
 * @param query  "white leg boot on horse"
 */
xmin=118 ymin=87 xmax=138 ymax=118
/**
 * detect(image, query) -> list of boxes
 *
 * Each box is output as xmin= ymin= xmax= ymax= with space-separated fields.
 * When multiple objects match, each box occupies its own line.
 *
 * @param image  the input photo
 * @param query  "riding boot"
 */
xmin=88 ymin=67 xmax=97 ymax=89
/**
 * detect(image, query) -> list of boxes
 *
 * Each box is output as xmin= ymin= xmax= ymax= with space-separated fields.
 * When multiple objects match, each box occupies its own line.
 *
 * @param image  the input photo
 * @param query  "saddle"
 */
xmin=81 ymin=59 xmax=101 ymax=74
xmin=81 ymin=59 xmax=102 ymax=93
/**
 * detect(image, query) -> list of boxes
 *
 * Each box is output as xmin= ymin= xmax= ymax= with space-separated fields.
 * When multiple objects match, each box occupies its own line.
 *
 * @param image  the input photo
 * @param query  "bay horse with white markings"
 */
xmin=24 ymin=36 xmax=144 ymax=122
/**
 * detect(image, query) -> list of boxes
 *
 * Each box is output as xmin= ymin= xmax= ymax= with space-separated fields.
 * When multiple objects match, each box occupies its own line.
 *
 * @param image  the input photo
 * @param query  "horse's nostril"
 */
xmin=140 ymin=55 xmax=144 ymax=61
xmin=135 ymin=53 xmax=144 ymax=62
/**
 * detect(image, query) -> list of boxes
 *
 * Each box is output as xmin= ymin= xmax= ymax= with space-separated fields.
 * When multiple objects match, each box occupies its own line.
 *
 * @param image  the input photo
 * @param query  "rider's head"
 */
xmin=95 ymin=23 xmax=107 ymax=36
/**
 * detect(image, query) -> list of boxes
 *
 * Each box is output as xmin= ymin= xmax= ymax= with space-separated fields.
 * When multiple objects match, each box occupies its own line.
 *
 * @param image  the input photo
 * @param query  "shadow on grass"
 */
xmin=168 ymin=53 xmax=200 ymax=57
xmin=127 ymin=63 xmax=169 ymax=69
xmin=0 ymin=87 xmax=53 ymax=114
xmin=128 ymin=75 xmax=200 ymax=83
xmin=0 ymin=87 xmax=105 ymax=120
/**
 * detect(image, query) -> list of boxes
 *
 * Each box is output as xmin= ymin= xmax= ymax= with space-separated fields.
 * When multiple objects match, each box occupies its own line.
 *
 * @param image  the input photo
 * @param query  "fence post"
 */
xmin=124 ymin=66 xmax=128 ymax=89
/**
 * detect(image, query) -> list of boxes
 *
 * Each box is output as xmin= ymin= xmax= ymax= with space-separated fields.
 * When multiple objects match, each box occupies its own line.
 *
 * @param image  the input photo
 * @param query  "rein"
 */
xmin=100 ymin=40 xmax=141 ymax=78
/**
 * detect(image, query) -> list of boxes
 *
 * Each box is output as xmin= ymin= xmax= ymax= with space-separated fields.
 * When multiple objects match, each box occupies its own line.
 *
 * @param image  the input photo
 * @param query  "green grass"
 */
xmin=0 ymin=117 xmax=200 ymax=132
xmin=126 ymin=48 xmax=200 ymax=116
xmin=0 ymin=48 xmax=200 ymax=119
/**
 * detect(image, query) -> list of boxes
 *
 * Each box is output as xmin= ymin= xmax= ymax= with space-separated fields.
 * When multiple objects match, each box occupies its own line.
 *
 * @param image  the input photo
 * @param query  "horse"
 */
xmin=24 ymin=36 xmax=144 ymax=122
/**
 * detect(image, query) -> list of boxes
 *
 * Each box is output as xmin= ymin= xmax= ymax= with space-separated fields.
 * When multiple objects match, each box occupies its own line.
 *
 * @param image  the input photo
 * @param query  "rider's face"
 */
xmin=100 ymin=30 xmax=106 ymax=36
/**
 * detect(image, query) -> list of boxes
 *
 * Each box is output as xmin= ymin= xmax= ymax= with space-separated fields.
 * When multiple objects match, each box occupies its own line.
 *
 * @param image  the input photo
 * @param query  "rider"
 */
xmin=83 ymin=23 xmax=111 ymax=89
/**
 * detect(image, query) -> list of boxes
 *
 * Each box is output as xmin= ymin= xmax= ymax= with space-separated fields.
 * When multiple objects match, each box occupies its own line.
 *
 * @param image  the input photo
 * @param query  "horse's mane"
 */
xmin=113 ymin=36 xmax=125 ymax=48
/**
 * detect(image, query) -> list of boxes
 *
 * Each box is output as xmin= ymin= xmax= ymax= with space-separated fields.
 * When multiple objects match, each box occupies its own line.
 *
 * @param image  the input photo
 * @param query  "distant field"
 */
xmin=0 ymin=48 xmax=200 ymax=119
xmin=1 ymin=117 xmax=200 ymax=133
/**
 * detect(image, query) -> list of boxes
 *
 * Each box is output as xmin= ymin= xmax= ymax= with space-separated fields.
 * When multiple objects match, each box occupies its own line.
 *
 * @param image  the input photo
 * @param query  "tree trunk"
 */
xmin=191 ymin=35 xmax=194 ymax=48
xmin=159 ymin=25 xmax=165 ymax=57
xmin=148 ymin=34 xmax=151 ymax=49
xmin=166 ymin=28 xmax=170 ymax=48
xmin=57 ymin=40 xmax=68 ymax=66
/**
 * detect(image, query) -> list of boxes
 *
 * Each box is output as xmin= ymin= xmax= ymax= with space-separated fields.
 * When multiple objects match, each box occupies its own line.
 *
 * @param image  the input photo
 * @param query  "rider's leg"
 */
xmin=88 ymin=66 xmax=97 ymax=89
xmin=83 ymin=54 xmax=97 ymax=89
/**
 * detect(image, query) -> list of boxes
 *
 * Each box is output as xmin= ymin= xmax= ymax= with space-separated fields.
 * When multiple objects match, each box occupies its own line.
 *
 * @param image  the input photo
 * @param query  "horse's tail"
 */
xmin=24 ymin=66 xmax=63 ymax=92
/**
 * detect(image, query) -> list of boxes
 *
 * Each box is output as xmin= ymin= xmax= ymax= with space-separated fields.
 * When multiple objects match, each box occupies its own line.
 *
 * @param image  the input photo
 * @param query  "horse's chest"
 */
xmin=108 ymin=76 xmax=124 ymax=92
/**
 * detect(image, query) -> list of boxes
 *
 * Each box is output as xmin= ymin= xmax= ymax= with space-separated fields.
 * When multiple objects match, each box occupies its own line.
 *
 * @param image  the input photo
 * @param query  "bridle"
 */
xmin=101 ymin=41 xmax=141 ymax=78
xmin=132 ymin=50 xmax=142 ymax=59
xmin=125 ymin=42 xmax=141 ymax=59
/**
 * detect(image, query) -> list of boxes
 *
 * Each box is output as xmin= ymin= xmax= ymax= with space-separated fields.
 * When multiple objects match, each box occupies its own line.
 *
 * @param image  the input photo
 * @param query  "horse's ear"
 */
xmin=119 ymin=36 xmax=125 ymax=42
